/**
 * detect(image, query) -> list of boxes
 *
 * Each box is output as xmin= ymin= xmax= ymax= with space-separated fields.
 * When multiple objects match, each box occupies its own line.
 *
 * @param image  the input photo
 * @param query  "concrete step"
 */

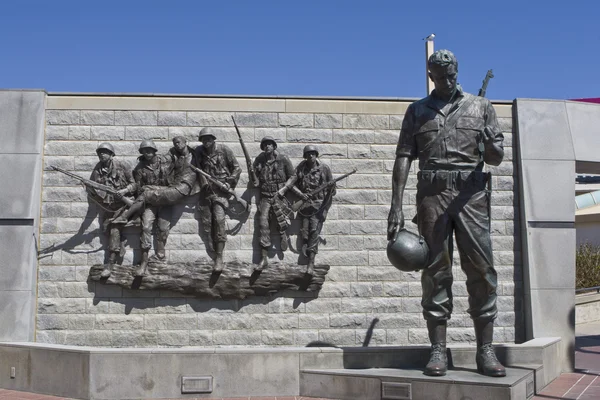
xmin=300 ymin=367 xmax=538 ymax=400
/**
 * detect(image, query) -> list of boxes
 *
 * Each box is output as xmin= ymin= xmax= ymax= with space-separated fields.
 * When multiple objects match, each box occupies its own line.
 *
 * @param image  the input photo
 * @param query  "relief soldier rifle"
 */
xmin=478 ymin=69 xmax=494 ymax=97
xmin=291 ymin=169 xmax=357 ymax=212
xmin=232 ymin=116 xmax=260 ymax=187
xmin=188 ymin=164 xmax=249 ymax=211
xmin=50 ymin=165 xmax=134 ymax=207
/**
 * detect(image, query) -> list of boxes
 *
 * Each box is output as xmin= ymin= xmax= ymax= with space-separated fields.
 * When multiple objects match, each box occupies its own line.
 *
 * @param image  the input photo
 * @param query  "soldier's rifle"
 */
xmin=291 ymin=169 xmax=357 ymax=212
xmin=50 ymin=165 xmax=134 ymax=207
xmin=476 ymin=69 xmax=495 ymax=231
xmin=232 ymin=116 xmax=260 ymax=187
xmin=188 ymin=164 xmax=249 ymax=211
xmin=478 ymin=69 xmax=494 ymax=97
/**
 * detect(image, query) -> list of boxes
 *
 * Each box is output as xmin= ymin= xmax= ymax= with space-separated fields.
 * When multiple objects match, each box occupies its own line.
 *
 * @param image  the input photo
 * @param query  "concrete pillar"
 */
xmin=425 ymin=40 xmax=434 ymax=94
xmin=515 ymin=99 xmax=578 ymax=373
xmin=0 ymin=90 xmax=46 ymax=341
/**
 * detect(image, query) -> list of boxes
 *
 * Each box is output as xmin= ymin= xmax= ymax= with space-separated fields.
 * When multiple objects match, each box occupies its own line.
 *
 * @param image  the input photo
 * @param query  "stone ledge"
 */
xmin=46 ymin=94 xmax=512 ymax=117
xmin=575 ymin=292 xmax=600 ymax=305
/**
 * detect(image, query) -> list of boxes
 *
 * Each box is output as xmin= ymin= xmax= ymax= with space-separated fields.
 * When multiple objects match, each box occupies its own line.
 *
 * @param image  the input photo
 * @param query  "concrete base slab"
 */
xmin=0 ymin=338 xmax=561 ymax=399
xmin=301 ymin=367 xmax=536 ymax=400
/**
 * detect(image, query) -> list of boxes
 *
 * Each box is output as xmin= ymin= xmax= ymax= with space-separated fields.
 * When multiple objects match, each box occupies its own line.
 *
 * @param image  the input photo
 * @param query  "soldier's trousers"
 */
xmin=141 ymin=205 xmax=172 ymax=250
xmin=416 ymin=170 xmax=497 ymax=323
xmin=299 ymin=201 xmax=327 ymax=254
xmin=258 ymin=196 xmax=287 ymax=248
xmin=100 ymin=211 xmax=123 ymax=254
xmin=198 ymin=194 xmax=228 ymax=245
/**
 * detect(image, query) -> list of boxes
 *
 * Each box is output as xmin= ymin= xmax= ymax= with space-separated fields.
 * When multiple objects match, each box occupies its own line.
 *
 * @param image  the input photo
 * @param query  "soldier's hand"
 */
xmin=483 ymin=127 xmax=495 ymax=143
xmin=226 ymin=177 xmax=237 ymax=188
xmin=387 ymin=207 xmax=405 ymax=242
xmin=277 ymin=188 xmax=287 ymax=197
xmin=300 ymin=192 xmax=310 ymax=201
xmin=222 ymin=182 xmax=230 ymax=190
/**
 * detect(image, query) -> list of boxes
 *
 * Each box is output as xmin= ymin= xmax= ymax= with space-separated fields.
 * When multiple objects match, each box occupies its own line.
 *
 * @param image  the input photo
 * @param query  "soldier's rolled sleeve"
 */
xmin=224 ymin=146 xmax=242 ymax=183
xmin=132 ymin=166 xmax=143 ymax=193
xmin=124 ymin=165 xmax=135 ymax=185
xmin=282 ymin=155 xmax=295 ymax=179
xmin=323 ymin=164 xmax=336 ymax=196
xmin=485 ymin=101 xmax=504 ymax=146
xmin=395 ymin=105 xmax=417 ymax=159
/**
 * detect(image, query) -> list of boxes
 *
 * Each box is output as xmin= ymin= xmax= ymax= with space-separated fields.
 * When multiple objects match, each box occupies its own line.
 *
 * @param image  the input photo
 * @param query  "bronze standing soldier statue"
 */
xmin=292 ymin=145 xmax=335 ymax=275
xmin=193 ymin=127 xmax=242 ymax=272
xmin=88 ymin=143 xmax=134 ymax=278
xmin=387 ymin=49 xmax=505 ymax=377
xmin=252 ymin=136 xmax=296 ymax=270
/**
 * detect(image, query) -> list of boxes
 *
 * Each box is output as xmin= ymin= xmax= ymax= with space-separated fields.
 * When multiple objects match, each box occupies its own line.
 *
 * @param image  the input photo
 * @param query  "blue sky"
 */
xmin=0 ymin=0 xmax=598 ymax=100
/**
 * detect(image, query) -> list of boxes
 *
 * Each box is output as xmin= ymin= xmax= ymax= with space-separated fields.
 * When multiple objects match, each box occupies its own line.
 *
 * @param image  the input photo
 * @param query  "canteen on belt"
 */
xmin=387 ymin=229 xmax=429 ymax=272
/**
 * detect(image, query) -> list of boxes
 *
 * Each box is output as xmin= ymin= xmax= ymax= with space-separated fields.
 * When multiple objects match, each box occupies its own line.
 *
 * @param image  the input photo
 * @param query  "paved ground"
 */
xmin=532 ymin=320 xmax=600 ymax=399
xmin=2 ymin=321 xmax=600 ymax=399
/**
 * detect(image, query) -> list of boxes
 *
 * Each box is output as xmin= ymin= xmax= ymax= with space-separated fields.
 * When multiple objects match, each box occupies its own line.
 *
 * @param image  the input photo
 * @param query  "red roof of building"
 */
xmin=572 ymin=98 xmax=600 ymax=104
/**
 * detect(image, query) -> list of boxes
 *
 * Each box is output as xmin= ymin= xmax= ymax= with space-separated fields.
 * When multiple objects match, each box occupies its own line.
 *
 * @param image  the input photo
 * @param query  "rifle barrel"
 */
xmin=50 ymin=165 xmax=134 ymax=207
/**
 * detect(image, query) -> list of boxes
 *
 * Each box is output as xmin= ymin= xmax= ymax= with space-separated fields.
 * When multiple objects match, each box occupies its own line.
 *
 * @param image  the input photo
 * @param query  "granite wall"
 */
xmin=35 ymin=95 xmax=520 ymax=347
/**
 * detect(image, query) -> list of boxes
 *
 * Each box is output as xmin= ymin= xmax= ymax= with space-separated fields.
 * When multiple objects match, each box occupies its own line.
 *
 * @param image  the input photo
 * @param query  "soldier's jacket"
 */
xmin=132 ymin=154 xmax=172 ymax=193
xmin=396 ymin=85 xmax=503 ymax=171
xmin=253 ymin=150 xmax=295 ymax=196
xmin=295 ymin=159 xmax=335 ymax=202
xmin=89 ymin=159 xmax=134 ymax=209
xmin=168 ymin=145 xmax=200 ymax=196
xmin=193 ymin=143 xmax=241 ymax=188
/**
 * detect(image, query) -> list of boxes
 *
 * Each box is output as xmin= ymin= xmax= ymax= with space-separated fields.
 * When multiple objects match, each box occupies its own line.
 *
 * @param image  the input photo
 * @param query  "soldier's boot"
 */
xmin=134 ymin=250 xmax=149 ymax=277
xmin=213 ymin=242 xmax=225 ymax=273
xmin=101 ymin=251 xmax=118 ymax=278
xmin=424 ymin=320 xmax=448 ymax=376
xmin=152 ymin=240 xmax=166 ymax=262
xmin=112 ymin=201 xmax=144 ymax=225
xmin=306 ymin=251 xmax=316 ymax=276
xmin=475 ymin=320 xmax=506 ymax=377
xmin=255 ymin=248 xmax=268 ymax=272
xmin=280 ymin=232 xmax=288 ymax=251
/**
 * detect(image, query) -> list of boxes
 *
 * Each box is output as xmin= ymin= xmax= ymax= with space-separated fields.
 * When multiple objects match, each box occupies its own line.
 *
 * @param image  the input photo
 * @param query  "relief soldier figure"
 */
xmin=114 ymin=138 xmax=198 ymax=276
xmin=119 ymin=139 xmax=174 ymax=276
xmin=193 ymin=127 xmax=242 ymax=272
xmin=88 ymin=143 xmax=134 ymax=278
xmin=387 ymin=50 xmax=506 ymax=377
xmin=252 ymin=136 xmax=296 ymax=270
xmin=292 ymin=145 xmax=335 ymax=275
xmin=170 ymin=136 xmax=197 ymax=169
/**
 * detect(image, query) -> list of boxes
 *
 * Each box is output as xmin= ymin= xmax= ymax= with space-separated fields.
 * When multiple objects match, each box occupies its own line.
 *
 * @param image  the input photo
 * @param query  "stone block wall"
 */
xmin=36 ymin=96 xmax=520 ymax=347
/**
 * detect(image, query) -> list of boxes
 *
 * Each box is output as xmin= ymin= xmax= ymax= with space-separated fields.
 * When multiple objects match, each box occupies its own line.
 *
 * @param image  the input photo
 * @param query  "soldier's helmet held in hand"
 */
xmin=198 ymin=127 xmax=217 ymax=141
xmin=139 ymin=139 xmax=158 ymax=153
xmin=260 ymin=136 xmax=277 ymax=150
xmin=303 ymin=144 xmax=319 ymax=157
xmin=387 ymin=229 xmax=429 ymax=272
xmin=96 ymin=142 xmax=115 ymax=155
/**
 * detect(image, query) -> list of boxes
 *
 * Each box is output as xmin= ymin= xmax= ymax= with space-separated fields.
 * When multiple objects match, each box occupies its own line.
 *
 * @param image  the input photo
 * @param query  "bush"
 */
xmin=576 ymin=243 xmax=600 ymax=290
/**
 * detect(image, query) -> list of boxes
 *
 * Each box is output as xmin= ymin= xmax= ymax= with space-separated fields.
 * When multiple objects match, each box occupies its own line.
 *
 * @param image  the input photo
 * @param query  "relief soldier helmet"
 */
xmin=96 ymin=142 xmax=115 ymax=156
xmin=386 ymin=229 xmax=429 ymax=272
xmin=260 ymin=136 xmax=277 ymax=150
xmin=303 ymin=144 xmax=319 ymax=157
xmin=198 ymin=127 xmax=217 ymax=141
xmin=138 ymin=139 xmax=158 ymax=153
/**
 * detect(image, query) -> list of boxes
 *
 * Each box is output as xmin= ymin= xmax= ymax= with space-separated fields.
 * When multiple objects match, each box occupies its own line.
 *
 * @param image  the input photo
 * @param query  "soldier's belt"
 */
xmin=417 ymin=170 xmax=490 ymax=191
xmin=261 ymin=182 xmax=285 ymax=193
